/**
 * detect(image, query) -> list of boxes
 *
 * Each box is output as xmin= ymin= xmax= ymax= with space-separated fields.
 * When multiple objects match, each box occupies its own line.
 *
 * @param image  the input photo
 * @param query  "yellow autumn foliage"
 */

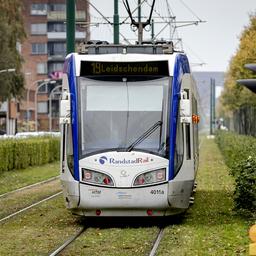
xmin=221 ymin=13 xmax=256 ymax=112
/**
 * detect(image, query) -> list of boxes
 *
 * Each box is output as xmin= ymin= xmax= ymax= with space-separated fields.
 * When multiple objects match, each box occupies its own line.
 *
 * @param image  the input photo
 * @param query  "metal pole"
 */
xmin=67 ymin=0 xmax=76 ymax=54
xmin=138 ymin=23 xmax=143 ymax=44
xmin=113 ymin=0 xmax=119 ymax=44
xmin=151 ymin=19 xmax=154 ymax=41
xmin=0 ymin=68 xmax=15 ymax=135
xmin=85 ymin=0 xmax=90 ymax=41
xmin=210 ymin=78 xmax=216 ymax=135
xmin=6 ymin=99 xmax=9 ymax=135
xmin=26 ymin=79 xmax=50 ymax=132
xmin=35 ymin=81 xmax=53 ymax=132
xmin=138 ymin=0 xmax=143 ymax=44
xmin=138 ymin=0 xmax=141 ymax=23
xmin=210 ymin=79 xmax=213 ymax=135
xmin=26 ymin=90 xmax=30 ymax=131
xmin=212 ymin=78 xmax=216 ymax=132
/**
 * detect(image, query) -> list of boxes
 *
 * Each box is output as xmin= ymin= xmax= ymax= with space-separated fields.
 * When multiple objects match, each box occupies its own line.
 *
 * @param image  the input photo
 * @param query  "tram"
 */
xmin=60 ymin=42 xmax=199 ymax=217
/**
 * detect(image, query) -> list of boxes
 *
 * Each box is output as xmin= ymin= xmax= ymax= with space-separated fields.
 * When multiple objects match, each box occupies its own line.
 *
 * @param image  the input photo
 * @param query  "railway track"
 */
xmin=149 ymin=227 xmax=165 ymax=256
xmin=48 ymin=220 xmax=165 ymax=256
xmin=49 ymin=227 xmax=86 ymax=256
xmin=0 ymin=191 xmax=62 ymax=223
xmin=0 ymin=175 xmax=60 ymax=199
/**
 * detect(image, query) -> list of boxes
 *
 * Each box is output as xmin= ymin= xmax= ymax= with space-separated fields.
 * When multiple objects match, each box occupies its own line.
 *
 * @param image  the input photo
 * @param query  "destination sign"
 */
xmin=80 ymin=61 xmax=169 ymax=76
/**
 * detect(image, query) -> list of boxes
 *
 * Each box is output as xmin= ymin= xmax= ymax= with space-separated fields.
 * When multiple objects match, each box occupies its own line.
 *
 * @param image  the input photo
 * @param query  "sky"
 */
xmin=89 ymin=0 xmax=256 ymax=72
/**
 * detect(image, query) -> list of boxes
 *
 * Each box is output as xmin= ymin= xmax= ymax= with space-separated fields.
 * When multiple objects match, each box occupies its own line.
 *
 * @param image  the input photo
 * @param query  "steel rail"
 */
xmin=0 ymin=176 xmax=60 ymax=199
xmin=148 ymin=138 xmax=202 ymax=255
xmin=0 ymin=191 xmax=62 ymax=223
xmin=49 ymin=227 xmax=86 ymax=256
xmin=149 ymin=227 xmax=165 ymax=256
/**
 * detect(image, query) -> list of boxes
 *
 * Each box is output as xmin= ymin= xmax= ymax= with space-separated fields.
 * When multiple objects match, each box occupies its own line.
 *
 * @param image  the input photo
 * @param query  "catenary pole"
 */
xmin=113 ymin=0 xmax=119 ymax=44
xmin=138 ymin=0 xmax=143 ymax=44
xmin=138 ymin=0 xmax=141 ymax=23
xmin=67 ymin=0 xmax=75 ymax=53
xmin=210 ymin=78 xmax=216 ymax=135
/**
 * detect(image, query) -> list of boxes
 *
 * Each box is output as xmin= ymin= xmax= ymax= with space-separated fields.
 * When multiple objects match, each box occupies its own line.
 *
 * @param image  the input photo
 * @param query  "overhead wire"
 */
xmin=88 ymin=0 xmax=206 ymax=58
xmin=120 ymin=0 xmax=147 ymax=25
xmin=89 ymin=1 xmax=131 ymax=44
xmin=179 ymin=0 xmax=202 ymax=22
xmin=182 ymin=40 xmax=206 ymax=65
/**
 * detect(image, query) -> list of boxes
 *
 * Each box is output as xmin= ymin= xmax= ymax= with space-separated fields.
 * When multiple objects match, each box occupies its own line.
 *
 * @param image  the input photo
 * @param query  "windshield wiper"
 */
xmin=126 ymin=121 xmax=163 ymax=152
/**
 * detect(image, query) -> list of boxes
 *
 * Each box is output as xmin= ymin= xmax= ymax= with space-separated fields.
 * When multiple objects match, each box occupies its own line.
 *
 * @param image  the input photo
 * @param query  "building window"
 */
xmin=48 ymin=62 xmax=64 ymax=73
xmin=24 ymin=110 xmax=32 ymax=120
xmin=52 ymin=100 xmax=60 ymax=117
xmin=37 ymin=102 xmax=48 ymax=114
xmin=31 ymin=4 xmax=47 ymax=15
xmin=38 ymin=84 xmax=48 ymax=94
xmin=48 ymin=42 xmax=66 ymax=56
xmin=31 ymin=24 xmax=47 ymax=35
xmin=48 ymin=22 xmax=66 ymax=32
xmin=32 ymin=43 xmax=47 ymax=55
xmin=48 ymin=4 xmax=66 ymax=12
xmin=37 ymin=63 xmax=47 ymax=74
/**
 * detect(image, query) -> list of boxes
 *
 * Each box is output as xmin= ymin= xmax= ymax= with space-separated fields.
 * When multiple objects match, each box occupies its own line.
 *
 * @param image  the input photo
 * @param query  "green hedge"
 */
xmin=0 ymin=136 xmax=60 ymax=173
xmin=215 ymin=131 xmax=256 ymax=216
xmin=232 ymin=157 xmax=256 ymax=214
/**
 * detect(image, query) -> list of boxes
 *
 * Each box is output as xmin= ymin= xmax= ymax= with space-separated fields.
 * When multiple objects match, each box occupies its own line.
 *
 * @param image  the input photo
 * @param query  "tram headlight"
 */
xmin=133 ymin=168 xmax=166 ymax=186
xmin=81 ymin=168 xmax=114 ymax=186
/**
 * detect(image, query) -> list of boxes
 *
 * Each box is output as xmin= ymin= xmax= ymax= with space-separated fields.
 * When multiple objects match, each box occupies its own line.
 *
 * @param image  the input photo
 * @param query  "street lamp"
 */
xmin=0 ymin=68 xmax=16 ymax=135
xmin=35 ymin=80 xmax=56 ymax=132
xmin=237 ymin=63 xmax=256 ymax=136
xmin=49 ymin=85 xmax=62 ymax=131
xmin=26 ymin=78 xmax=51 ymax=131
xmin=237 ymin=64 xmax=256 ymax=93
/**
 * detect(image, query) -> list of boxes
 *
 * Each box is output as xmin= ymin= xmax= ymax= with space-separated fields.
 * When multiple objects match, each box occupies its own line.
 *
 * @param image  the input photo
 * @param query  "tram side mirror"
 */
xmin=180 ymin=90 xmax=192 ymax=123
xmin=60 ymin=90 xmax=71 ymax=124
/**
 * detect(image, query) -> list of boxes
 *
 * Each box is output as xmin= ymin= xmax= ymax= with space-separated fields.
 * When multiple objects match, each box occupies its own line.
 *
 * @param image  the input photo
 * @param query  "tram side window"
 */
xmin=66 ymin=125 xmax=74 ymax=176
xmin=174 ymin=112 xmax=184 ymax=176
xmin=183 ymin=89 xmax=191 ymax=160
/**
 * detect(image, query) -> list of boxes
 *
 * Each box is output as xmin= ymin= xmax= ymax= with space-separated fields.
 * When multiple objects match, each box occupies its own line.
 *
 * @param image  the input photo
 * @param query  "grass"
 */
xmin=0 ymin=196 xmax=81 ymax=256
xmin=0 ymin=179 xmax=61 ymax=219
xmin=0 ymin=161 xmax=59 ymax=194
xmin=61 ymin=222 xmax=159 ymax=256
xmin=157 ymin=137 xmax=253 ymax=256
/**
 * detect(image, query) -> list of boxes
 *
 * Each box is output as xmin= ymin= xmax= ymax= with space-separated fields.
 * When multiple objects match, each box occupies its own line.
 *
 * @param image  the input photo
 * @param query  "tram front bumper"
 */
xmin=78 ymin=183 xmax=172 ymax=216
xmin=64 ymin=180 xmax=194 ymax=216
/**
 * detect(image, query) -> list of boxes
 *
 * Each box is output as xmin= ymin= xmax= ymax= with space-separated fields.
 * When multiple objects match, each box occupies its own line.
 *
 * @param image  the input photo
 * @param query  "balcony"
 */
xmin=47 ymin=11 xmax=86 ymax=21
xmin=47 ymin=31 xmax=86 ymax=40
xmin=48 ymin=54 xmax=66 ymax=62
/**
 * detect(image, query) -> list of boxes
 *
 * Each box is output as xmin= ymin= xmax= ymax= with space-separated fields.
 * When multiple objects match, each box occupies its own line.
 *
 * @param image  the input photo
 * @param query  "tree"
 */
xmin=0 ymin=1 xmax=26 ymax=101
xmin=221 ymin=13 xmax=256 ymax=112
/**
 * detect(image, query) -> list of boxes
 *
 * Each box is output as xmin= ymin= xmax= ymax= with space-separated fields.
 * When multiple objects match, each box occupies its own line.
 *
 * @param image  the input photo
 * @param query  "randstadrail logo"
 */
xmin=99 ymin=156 xmax=108 ymax=165
xmin=98 ymin=156 xmax=151 ymax=165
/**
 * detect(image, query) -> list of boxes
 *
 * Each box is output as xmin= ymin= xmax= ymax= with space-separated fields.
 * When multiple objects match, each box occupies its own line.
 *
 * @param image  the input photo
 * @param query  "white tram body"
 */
xmin=60 ymin=43 xmax=199 ymax=217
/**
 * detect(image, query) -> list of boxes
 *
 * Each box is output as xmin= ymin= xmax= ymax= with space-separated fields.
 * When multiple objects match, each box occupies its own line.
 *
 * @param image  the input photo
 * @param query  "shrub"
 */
xmin=233 ymin=157 xmax=256 ymax=216
xmin=215 ymin=131 xmax=256 ymax=216
xmin=0 ymin=136 xmax=60 ymax=173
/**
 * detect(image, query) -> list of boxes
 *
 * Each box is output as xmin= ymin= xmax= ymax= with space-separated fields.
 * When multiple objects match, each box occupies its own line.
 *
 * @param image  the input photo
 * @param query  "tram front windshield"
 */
xmin=78 ymin=77 xmax=171 ymax=158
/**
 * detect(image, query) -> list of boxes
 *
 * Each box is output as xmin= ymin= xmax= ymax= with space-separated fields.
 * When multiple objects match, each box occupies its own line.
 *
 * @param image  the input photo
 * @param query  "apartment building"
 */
xmin=17 ymin=0 xmax=90 ymax=132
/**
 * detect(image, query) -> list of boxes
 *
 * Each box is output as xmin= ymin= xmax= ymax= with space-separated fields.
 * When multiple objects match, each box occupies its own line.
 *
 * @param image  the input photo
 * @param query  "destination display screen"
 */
xmin=80 ymin=61 xmax=169 ymax=76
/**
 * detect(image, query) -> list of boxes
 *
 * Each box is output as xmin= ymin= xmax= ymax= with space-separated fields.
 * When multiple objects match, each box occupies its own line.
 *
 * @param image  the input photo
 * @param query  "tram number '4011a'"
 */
xmin=150 ymin=189 xmax=164 ymax=195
